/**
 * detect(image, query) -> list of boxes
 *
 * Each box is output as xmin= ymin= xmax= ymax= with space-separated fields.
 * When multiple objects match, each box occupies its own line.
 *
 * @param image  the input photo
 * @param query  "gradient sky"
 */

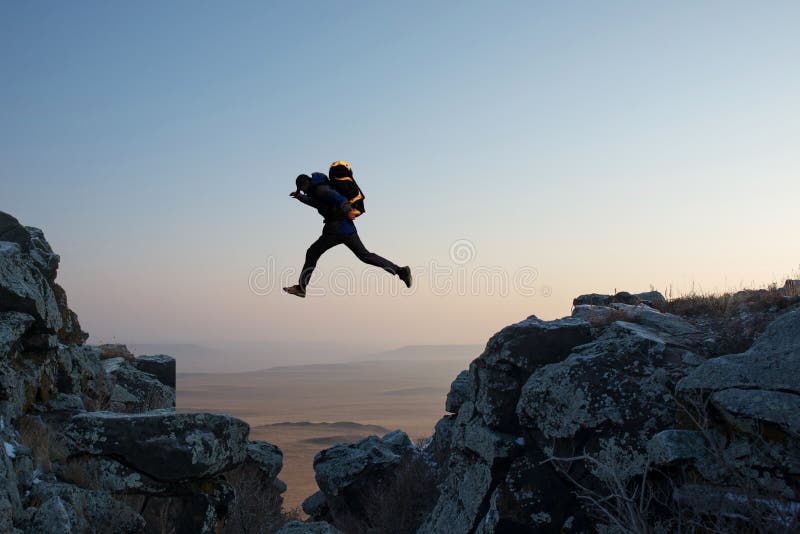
xmin=2 ymin=1 xmax=798 ymax=354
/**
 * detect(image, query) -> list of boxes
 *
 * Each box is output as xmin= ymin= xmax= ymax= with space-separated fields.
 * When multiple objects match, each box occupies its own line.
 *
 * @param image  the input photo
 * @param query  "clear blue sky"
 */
xmin=2 ymin=2 xmax=798 ymax=354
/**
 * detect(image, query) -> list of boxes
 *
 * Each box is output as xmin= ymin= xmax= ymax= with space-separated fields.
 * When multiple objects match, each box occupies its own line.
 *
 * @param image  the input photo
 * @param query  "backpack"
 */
xmin=328 ymin=161 xmax=366 ymax=217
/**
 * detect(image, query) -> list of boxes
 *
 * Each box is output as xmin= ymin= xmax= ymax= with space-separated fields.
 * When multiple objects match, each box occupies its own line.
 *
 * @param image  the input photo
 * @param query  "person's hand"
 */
xmin=290 ymin=191 xmax=299 ymax=198
xmin=347 ymin=210 xmax=357 ymax=221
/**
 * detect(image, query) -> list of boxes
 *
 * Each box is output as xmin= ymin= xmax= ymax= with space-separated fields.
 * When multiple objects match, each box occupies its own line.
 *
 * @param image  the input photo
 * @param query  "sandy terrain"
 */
xmin=177 ymin=357 xmax=472 ymax=509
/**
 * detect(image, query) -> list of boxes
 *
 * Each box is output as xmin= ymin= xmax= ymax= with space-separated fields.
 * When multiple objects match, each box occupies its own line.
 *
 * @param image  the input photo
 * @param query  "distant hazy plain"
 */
xmin=176 ymin=345 xmax=481 ymax=509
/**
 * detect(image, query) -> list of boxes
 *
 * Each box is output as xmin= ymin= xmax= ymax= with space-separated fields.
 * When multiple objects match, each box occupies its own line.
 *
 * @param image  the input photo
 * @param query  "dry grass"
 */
xmin=586 ymin=308 xmax=636 ymax=328
xmin=664 ymin=282 xmax=800 ymax=355
xmin=16 ymin=415 xmax=67 ymax=473
xmin=83 ymin=367 xmax=113 ymax=412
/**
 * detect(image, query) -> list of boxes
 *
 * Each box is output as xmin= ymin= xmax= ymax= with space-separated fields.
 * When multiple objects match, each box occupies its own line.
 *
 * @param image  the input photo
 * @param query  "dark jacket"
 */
xmin=296 ymin=173 xmax=356 ymax=234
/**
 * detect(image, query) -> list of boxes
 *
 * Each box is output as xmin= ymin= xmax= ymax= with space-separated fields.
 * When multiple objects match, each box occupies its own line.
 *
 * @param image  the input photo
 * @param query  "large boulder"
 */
xmin=25 ymin=226 xmax=60 ymax=281
xmin=0 ymin=242 xmax=62 ymax=338
xmin=678 ymin=306 xmax=800 ymax=398
xmin=312 ymin=430 xmax=415 ymax=525
xmin=573 ymin=290 xmax=667 ymax=310
xmin=55 ymin=345 xmax=108 ymax=408
xmin=133 ymin=354 xmax=176 ymax=388
xmin=517 ymin=321 xmax=691 ymax=455
xmin=0 ymin=212 xmax=32 ymax=252
xmin=470 ymin=316 xmax=592 ymax=430
xmin=27 ymin=481 xmax=145 ymax=534
xmin=445 ymin=369 xmax=472 ymax=414
xmin=62 ymin=410 xmax=250 ymax=481
xmin=102 ymin=357 xmax=175 ymax=413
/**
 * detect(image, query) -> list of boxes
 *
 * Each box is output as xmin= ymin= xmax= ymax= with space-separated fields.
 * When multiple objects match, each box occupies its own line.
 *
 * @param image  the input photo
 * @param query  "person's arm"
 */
xmin=314 ymin=185 xmax=352 ymax=216
xmin=294 ymin=192 xmax=320 ymax=208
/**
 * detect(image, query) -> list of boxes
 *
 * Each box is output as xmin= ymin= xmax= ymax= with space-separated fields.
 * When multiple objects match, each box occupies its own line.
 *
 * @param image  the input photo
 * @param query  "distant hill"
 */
xmin=258 ymin=421 xmax=389 ymax=433
xmin=355 ymin=344 xmax=484 ymax=363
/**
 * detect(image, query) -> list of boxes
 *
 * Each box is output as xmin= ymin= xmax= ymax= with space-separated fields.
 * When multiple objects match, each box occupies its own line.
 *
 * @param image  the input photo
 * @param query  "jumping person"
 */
xmin=283 ymin=161 xmax=412 ymax=298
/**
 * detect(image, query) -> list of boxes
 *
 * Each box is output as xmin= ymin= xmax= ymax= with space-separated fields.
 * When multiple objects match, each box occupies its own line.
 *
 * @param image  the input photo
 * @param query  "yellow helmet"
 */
xmin=330 ymin=160 xmax=351 ymax=171
xmin=329 ymin=160 xmax=353 ymax=179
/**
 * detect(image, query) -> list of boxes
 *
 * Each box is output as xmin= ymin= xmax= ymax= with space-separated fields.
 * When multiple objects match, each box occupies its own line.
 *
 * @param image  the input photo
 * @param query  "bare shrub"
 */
xmin=334 ymin=452 xmax=442 ymax=534
xmin=222 ymin=468 xmax=297 ymax=534
xmin=83 ymin=367 xmax=113 ymax=411
xmin=17 ymin=415 xmax=67 ymax=473
xmin=544 ymin=394 xmax=800 ymax=534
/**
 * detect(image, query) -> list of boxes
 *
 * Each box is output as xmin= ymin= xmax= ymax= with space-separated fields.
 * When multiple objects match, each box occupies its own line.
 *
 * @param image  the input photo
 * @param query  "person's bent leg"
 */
xmin=341 ymin=232 xmax=401 ymax=274
xmin=299 ymin=234 xmax=340 ymax=290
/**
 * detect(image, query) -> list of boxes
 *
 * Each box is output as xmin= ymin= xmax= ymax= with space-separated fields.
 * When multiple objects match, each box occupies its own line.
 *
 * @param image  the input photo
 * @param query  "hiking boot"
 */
xmin=283 ymin=285 xmax=306 ymax=298
xmin=398 ymin=266 xmax=412 ymax=288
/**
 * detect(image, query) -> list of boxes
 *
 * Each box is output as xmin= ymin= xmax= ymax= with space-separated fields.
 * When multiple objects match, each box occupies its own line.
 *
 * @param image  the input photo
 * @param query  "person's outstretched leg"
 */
xmin=341 ymin=232 xmax=400 ymax=273
xmin=341 ymin=232 xmax=411 ymax=287
xmin=294 ymin=234 xmax=340 ymax=294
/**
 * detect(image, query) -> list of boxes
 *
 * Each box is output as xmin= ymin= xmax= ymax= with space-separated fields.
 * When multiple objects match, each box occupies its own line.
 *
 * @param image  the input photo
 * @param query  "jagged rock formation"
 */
xmin=421 ymin=289 xmax=800 ymax=533
xmin=306 ymin=430 xmax=415 ymax=522
xmin=298 ymin=286 xmax=800 ymax=533
xmin=0 ymin=211 xmax=286 ymax=533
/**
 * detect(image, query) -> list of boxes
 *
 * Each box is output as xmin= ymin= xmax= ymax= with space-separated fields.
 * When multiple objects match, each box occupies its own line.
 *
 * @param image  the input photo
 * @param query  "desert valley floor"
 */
xmin=177 ymin=355 xmax=475 ymax=509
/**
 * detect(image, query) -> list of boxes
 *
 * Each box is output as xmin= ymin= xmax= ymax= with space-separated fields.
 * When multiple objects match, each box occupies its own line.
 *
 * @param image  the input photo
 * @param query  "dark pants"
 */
xmin=300 ymin=231 xmax=401 ymax=289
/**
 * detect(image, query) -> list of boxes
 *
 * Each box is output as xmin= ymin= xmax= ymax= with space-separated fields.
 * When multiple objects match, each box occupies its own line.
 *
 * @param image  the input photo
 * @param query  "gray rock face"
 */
xmin=420 ymin=399 xmax=518 ymax=533
xmin=646 ymin=429 xmax=707 ymax=465
xmin=277 ymin=521 xmax=344 ymax=534
xmin=103 ymin=357 xmax=175 ymax=413
xmin=62 ymin=410 xmax=250 ymax=481
xmin=711 ymin=388 xmax=800 ymax=434
xmin=573 ymin=290 xmax=667 ymax=310
xmin=314 ymin=430 xmax=411 ymax=498
xmin=518 ymin=321 xmax=690 ymax=455
xmin=302 ymin=490 xmax=329 ymax=519
xmin=312 ymin=430 xmax=415 ymax=525
xmin=0 ymin=241 xmax=62 ymax=335
xmin=28 ymin=481 xmax=146 ymax=534
xmin=472 ymin=316 xmax=592 ymax=430
xmin=55 ymin=345 xmax=107 ymax=405
xmin=0 ymin=212 xmax=32 ymax=252
xmin=474 ymin=452 xmax=583 ymax=534
xmin=133 ymin=354 xmax=176 ymax=388
xmin=445 ymin=369 xmax=472 ymax=414
xmin=25 ymin=226 xmax=60 ymax=280
xmin=0 ymin=311 xmax=34 ymax=359
xmin=418 ymin=454 xmax=493 ymax=534
xmin=244 ymin=440 xmax=283 ymax=480
xmin=678 ymin=307 xmax=800 ymax=396
xmin=426 ymin=414 xmax=455 ymax=463
xmin=46 ymin=393 xmax=86 ymax=413
xmin=29 ymin=495 xmax=73 ymax=534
